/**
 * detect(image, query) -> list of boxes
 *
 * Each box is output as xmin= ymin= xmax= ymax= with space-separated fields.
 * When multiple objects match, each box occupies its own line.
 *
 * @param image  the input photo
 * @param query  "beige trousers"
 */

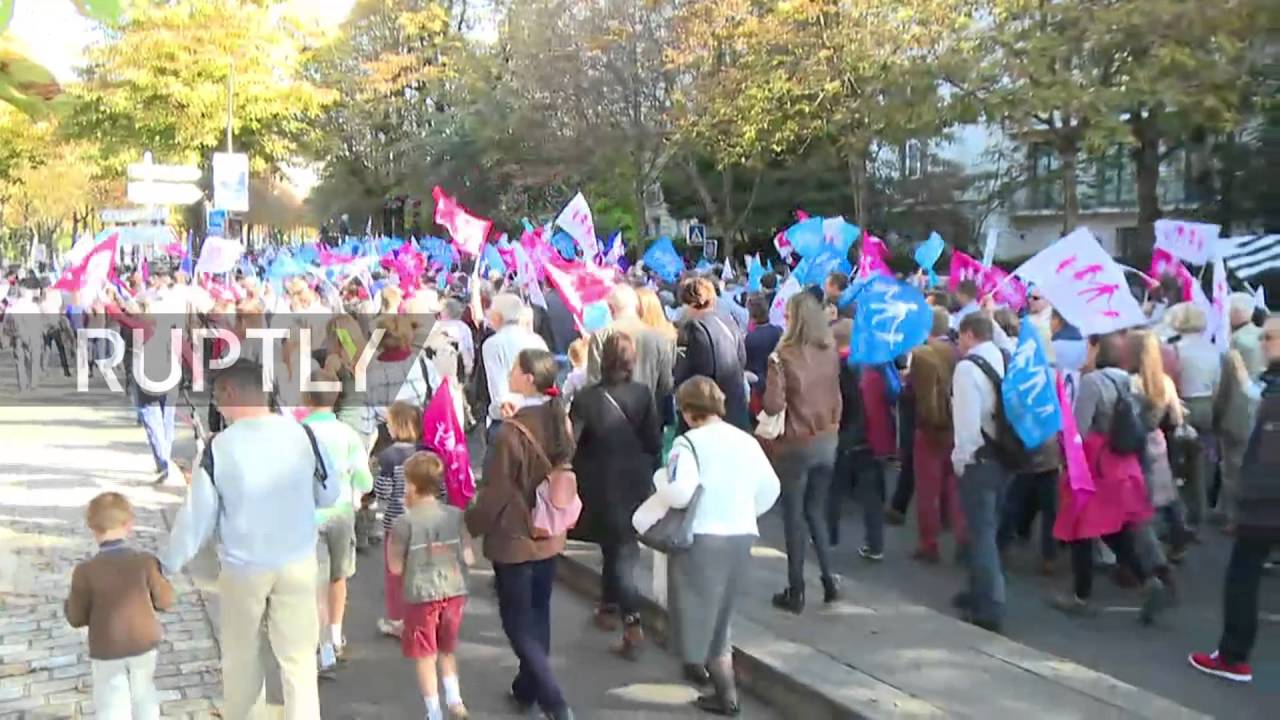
xmin=218 ymin=555 xmax=320 ymax=720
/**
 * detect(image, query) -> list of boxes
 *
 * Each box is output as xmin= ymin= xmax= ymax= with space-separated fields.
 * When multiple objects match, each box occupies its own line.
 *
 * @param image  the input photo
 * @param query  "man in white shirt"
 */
xmin=950 ymin=313 xmax=1009 ymax=633
xmin=950 ymin=279 xmax=980 ymax=332
xmin=162 ymin=359 xmax=339 ymax=720
xmin=3 ymin=286 xmax=42 ymax=392
xmin=481 ymin=293 xmax=548 ymax=441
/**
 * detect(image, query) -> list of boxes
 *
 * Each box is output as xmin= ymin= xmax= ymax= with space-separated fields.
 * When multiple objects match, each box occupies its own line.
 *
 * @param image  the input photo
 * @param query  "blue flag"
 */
xmin=793 ymin=246 xmax=851 ymax=287
xmin=1003 ymin=317 xmax=1063 ymax=448
xmin=784 ymin=217 xmax=825 ymax=258
xmin=746 ymin=254 xmax=766 ymax=292
xmin=848 ymin=276 xmax=932 ymax=365
xmin=481 ymin=242 xmax=507 ymax=277
xmin=550 ymin=230 xmax=577 ymax=260
xmin=915 ymin=232 xmax=945 ymax=287
xmin=642 ymin=236 xmax=684 ymax=284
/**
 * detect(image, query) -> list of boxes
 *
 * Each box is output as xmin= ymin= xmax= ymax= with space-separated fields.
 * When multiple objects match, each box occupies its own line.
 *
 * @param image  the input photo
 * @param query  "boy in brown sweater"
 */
xmin=65 ymin=492 xmax=174 ymax=720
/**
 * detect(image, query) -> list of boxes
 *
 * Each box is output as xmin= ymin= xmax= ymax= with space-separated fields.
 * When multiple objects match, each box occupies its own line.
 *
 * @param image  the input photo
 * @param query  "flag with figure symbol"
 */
xmin=420 ymin=377 xmax=475 ymax=509
xmin=847 ymin=276 xmax=932 ymax=365
xmin=1003 ymin=316 xmax=1062 ymax=449
xmin=1013 ymin=228 xmax=1146 ymax=336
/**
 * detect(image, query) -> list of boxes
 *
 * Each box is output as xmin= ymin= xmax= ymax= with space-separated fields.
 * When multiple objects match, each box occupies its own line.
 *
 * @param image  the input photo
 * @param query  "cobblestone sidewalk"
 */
xmin=0 ymin=388 xmax=222 ymax=719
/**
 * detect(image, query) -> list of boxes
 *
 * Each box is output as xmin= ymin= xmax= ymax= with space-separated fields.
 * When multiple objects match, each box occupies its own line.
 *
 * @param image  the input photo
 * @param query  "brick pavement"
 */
xmin=0 ymin=390 xmax=223 ymax=719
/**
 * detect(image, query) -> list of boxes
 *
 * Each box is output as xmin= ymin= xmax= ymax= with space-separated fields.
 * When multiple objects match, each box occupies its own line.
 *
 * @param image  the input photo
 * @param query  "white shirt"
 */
xmin=162 ymin=414 xmax=340 ymax=574
xmin=951 ymin=340 xmax=1004 ymax=477
xmin=950 ymin=301 xmax=980 ymax=331
xmin=435 ymin=318 xmax=475 ymax=375
xmin=482 ymin=324 xmax=548 ymax=421
xmin=658 ymin=421 xmax=780 ymax=537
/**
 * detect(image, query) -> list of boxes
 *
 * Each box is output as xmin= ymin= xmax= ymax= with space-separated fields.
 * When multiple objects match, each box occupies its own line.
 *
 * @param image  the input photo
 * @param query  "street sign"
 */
xmin=687 ymin=223 xmax=707 ymax=246
xmin=703 ymin=238 xmax=719 ymax=261
xmin=207 ymin=209 xmax=228 ymax=238
xmin=212 ymin=152 xmax=250 ymax=212
xmin=127 ymin=162 xmax=201 ymax=184
xmin=101 ymin=207 xmax=168 ymax=224
xmin=127 ymin=180 xmax=204 ymax=206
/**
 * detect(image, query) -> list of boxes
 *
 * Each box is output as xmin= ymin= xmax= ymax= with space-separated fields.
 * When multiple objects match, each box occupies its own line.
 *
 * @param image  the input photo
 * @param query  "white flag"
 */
xmin=555 ymin=192 xmax=598 ymax=262
xmin=1210 ymin=252 xmax=1230 ymax=355
xmin=1154 ymin=219 xmax=1220 ymax=266
xmin=1013 ymin=228 xmax=1146 ymax=336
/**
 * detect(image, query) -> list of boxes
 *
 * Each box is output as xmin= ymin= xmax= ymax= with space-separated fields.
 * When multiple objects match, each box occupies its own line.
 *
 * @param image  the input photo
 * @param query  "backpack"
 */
xmin=200 ymin=423 xmax=329 ymax=502
xmin=1100 ymin=373 xmax=1150 ymax=456
xmin=505 ymin=419 xmax=582 ymax=539
xmin=962 ymin=352 xmax=1034 ymax=472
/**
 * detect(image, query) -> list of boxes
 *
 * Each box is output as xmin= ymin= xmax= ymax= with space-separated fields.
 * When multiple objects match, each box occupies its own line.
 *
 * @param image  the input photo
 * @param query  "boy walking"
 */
xmin=302 ymin=370 xmax=376 ymax=673
xmin=387 ymin=452 xmax=471 ymax=720
xmin=65 ymin=492 xmax=175 ymax=720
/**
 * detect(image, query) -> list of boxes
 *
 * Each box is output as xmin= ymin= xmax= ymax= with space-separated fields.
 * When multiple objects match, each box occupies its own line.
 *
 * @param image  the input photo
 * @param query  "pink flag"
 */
xmin=421 ymin=377 xmax=476 ymax=509
xmin=54 ymin=232 xmax=118 ymax=297
xmin=984 ymin=264 xmax=1027 ymax=312
xmin=857 ymin=232 xmax=893 ymax=278
xmin=381 ymin=245 xmax=427 ymax=292
xmin=1056 ymin=371 xmax=1094 ymax=509
xmin=948 ymin=250 xmax=986 ymax=290
xmin=1148 ymin=248 xmax=1194 ymax=302
xmin=432 ymin=186 xmax=492 ymax=257
xmin=541 ymin=254 xmax=616 ymax=330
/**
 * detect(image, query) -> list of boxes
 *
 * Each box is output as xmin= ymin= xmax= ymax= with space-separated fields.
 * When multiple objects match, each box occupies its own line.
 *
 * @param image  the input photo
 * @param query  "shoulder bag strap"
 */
xmin=418 ymin=355 xmax=435 ymax=401
xmin=505 ymin=418 xmax=555 ymax=472
xmin=300 ymin=423 xmax=329 ymax=489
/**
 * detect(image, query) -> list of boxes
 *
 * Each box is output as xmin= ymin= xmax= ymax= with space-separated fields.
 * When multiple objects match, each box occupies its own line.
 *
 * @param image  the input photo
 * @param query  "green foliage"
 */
xmin=66 ymin=0 xmax=335 ymax=174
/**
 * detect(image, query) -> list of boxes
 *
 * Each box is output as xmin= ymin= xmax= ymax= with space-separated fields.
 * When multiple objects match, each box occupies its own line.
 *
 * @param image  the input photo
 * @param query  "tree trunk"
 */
xmin=1131 ymin=111 xmax=1163 ymax=248
xmin=1058 ymin=143 xmax=1080 ymax=233
xmin=845 ymin=146 xmax=869 ymax=229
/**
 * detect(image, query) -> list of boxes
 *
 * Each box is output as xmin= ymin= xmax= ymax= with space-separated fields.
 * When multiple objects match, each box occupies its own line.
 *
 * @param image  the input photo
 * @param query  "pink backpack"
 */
xmin=506 ymin=420 xmax=582 ymax=539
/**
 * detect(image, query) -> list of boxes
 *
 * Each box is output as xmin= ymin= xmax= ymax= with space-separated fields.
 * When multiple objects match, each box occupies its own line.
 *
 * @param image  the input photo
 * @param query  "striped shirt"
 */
xmin=375 ymin=442 xmax=416 ymax=533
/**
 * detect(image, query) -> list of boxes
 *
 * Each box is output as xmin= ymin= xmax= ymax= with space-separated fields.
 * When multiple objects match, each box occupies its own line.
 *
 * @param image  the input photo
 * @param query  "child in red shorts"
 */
xmin=387 ymin=451 xmax=471 ymax=720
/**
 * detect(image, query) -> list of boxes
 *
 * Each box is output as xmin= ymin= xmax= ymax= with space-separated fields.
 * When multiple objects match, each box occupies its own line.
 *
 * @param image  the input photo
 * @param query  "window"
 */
xmin=903 ymin=140 xmax=923 ymax=179
xmin=1027 ymin=142 xmax=1058 ymax=210
xmin=1182 ymin=144 xmax=1210 ymax=205
xmin=1116 ymin=226 xmax=1140 ymax=258
xmin=1091 ymin=145 xmax=1136 ymax=209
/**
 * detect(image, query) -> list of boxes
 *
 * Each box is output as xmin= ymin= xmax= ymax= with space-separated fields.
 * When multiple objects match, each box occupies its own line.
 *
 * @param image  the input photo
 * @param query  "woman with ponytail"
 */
xmin=465 ymin=348 xmax=577 ymax=720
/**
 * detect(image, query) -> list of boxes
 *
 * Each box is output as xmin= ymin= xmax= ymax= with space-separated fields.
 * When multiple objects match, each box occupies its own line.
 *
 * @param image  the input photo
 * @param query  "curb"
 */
xmin=555 ymin=551 xmax=930 ymax=720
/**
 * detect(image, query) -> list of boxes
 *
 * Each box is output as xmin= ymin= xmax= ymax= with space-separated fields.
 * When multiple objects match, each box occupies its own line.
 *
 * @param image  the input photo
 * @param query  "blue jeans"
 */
xmin=138 ymin=398 xmax=176 ymax=473
xmin=958 ymin=458 xmax=1008 ymax=625
xmin=493 ymin=558 xmax=565 ymax=713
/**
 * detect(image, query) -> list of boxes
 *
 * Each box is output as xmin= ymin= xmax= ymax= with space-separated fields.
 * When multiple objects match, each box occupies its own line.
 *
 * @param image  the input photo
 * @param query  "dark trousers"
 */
xmin=778 ymin=435 xmax=837 ymax=590
xmin=998 ymin=470 xmax=1058 ymax=561
xmin=493 ymin=558 xmax=565 ymax=712
xmin=1069 ymin=528 xmax=1146 ymax=600
xmin=1219 ymin=535 xmax=1276 ymax=664
xmin=600 ymin=540 xmax=641 ymax=618
xmin=891 ymin=391 xmax=915 ymax=513
xmin=44 ymin=327 xmax=70 ymax=376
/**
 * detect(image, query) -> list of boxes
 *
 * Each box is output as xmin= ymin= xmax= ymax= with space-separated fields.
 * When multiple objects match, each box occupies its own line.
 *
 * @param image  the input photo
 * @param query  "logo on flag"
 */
xmin=555 ymin=192 xmax=599 ymax=262
xmin=432 ymin=186 xmax=492 ymax=257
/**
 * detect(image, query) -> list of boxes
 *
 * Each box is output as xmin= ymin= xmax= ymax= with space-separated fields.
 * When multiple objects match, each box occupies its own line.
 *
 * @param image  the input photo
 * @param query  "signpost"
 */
xmin=212 ymin=152 xmax=250 ymax=213
xmin=703 ymin=238 xmax=719 ymax=261
xmin=687 ymin=222 xmax=707 ymax=246
xmin=126 ymin=153 xmax=203 ymax=207
xmin=207 ymin=209 xmax=228 ymax=238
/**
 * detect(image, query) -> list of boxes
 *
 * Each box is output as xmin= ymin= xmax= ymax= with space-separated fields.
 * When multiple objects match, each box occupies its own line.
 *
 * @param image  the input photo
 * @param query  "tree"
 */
xmin=669 ymin=0 xmax=978 ymax=229
xmin=66 ymin=0 xmax=335 ymax=175
xmin=0 ymin=0 xmax=122 ymax=117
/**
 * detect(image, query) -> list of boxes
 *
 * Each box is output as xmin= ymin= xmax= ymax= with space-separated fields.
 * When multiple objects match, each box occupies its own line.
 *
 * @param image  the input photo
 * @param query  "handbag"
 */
xmin=754 ymin=352 xmax=786 ymax=440
xmin=637 ymin=437 xmax=703 ymax=554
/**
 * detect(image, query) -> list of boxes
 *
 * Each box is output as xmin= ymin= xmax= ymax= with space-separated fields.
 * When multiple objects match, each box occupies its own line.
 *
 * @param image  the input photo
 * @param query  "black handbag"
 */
xmin=638 ymin=438 xmax=703 ymax=554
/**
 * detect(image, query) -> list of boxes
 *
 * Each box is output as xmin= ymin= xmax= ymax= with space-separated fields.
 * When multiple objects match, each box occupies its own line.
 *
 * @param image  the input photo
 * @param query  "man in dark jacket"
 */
xmin=1189 ymin=316 xmax=1280 ymax=684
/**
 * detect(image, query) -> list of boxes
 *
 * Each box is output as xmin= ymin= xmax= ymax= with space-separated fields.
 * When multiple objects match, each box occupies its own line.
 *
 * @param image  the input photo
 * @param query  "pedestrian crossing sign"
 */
xmin=687 ymin=223 xmax=707 ymax=246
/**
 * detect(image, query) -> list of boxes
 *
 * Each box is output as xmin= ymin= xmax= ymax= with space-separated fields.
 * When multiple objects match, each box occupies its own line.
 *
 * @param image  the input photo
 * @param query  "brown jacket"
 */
xmin=466 ymin=402 xmax=574 ymax=565
xmin=763 ymin=343 xmax=842 ymax=449
xmin=910 ymin=337 xmax=958 ymax=432
xmin=65 ymin=546 xmax=174 ymax=660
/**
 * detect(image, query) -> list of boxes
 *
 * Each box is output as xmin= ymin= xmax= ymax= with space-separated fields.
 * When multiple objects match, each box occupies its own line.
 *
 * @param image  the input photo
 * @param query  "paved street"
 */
xmin=0 ymin=364 xmax=777 ymax=719
xmin=785 ymin=466 xmax=1280 ymax=717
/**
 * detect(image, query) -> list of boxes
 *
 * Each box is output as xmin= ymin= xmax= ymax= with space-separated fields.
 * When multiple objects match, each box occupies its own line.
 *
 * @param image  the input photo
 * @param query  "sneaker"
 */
xmin=376 ymin=618 xmax=403 ymax=638
xmin=884 ymin=508 xmax=906 ymax=526
xmin=1048 ymin=594 xmax=1097 ymax=617
xmin=859 ymin=546 xmax=884 ymax=562
xmin=912 ymin=547 xmax=941 ymax=564
xmin=1188 ymin=651 xmax=1252 ymax=683
xmin=1139 ymin=577 xmax=1167 ymax=626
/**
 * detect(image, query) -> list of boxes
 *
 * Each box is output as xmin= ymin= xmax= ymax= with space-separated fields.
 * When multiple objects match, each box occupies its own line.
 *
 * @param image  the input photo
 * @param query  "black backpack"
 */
xmin=1100 ymin=373 xmax=1150 ymax=455
xmin=962 ymin=352 xmax=1033 ymax=472
xmin=201 ymin=423 xmax=329 ymax=492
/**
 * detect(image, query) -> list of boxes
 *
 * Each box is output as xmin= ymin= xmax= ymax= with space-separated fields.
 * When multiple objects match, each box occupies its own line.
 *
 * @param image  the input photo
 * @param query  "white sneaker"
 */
xmin=376 ymin=618 xmax=403 ymax=638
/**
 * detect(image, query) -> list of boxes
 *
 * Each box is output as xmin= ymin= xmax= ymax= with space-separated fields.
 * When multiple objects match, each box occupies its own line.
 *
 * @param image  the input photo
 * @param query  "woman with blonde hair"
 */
xmin=763 ymin=292 xmax=843 ymax=613
xmin=675 ymin=278 xmax=748 ymax=429
xmin=636 ymin=287 xmax=676 ymax=339
xmin=367 ymin=314 xmax=438 ymax=454
xmin=1129 ymin=330 xmax=1191 ymax=568
xmin=322 ymin=314 xmax=372 ymax=441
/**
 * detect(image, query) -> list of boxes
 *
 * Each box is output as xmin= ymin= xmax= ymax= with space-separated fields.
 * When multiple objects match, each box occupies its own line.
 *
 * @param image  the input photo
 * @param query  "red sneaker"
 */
xmin=1188 ymin=651 xmax=1252 ymax=683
